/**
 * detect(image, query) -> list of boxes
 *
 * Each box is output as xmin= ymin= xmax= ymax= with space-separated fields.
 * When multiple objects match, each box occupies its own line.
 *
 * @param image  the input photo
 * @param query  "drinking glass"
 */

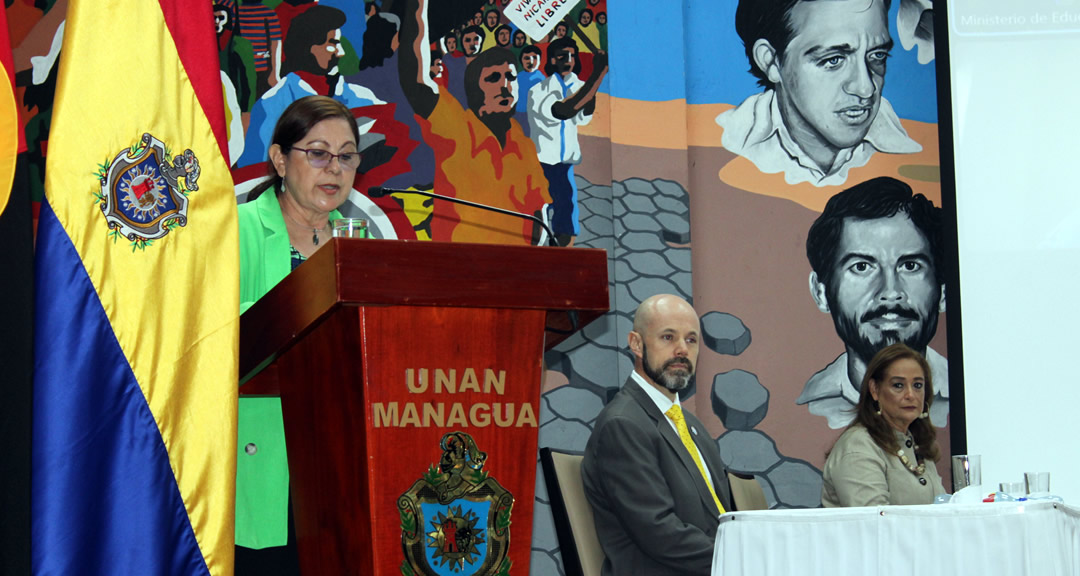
xmin=332 ymin=218 xmax=369 ymax=239
xmin=952 ymin=454 xmax=982 ymax=490
xmin=998 ymin=481 xmax=1025 ymax=501
xmin=1024 ymin=471 xmax=1050 ymax=495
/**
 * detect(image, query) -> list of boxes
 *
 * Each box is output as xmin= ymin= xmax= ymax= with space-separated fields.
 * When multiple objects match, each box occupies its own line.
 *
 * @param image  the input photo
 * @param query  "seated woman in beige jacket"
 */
xmin=822 ymin=343 xmax=946 ymax=507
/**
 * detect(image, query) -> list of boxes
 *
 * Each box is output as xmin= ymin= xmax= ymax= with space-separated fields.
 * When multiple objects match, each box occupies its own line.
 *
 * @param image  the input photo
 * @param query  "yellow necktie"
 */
xmin=666 ymin=404 xmax=725 ymax=514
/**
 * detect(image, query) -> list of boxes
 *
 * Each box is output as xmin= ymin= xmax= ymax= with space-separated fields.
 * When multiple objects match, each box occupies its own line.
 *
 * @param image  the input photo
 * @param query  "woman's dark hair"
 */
xmin=247 ymin=95 xmax=359 ymax=201
xmin=851 ymin=342 xmax=939 ymax=463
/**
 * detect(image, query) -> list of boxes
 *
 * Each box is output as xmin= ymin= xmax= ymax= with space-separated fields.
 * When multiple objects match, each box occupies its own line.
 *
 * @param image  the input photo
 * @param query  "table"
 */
xmin=713 ymin=501 xmax=1080 ymax=576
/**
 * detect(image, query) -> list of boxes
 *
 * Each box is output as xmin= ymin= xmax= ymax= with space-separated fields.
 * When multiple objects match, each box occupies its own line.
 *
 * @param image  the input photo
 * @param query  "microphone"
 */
xmin=368 ymin=186 xmax=559 ymax=247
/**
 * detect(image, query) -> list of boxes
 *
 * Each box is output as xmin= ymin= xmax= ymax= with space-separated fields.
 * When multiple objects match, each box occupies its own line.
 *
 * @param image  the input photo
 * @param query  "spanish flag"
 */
xmin=33 ymin=1 xmax=238 ymax=574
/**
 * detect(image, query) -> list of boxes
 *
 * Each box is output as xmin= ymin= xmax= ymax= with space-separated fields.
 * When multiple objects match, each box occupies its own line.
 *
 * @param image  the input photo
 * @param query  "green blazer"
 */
xmin=236 ymin=189 xmax=342 ymax=548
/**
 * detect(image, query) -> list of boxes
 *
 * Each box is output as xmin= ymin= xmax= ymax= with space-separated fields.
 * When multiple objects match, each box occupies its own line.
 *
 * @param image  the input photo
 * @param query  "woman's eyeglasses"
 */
xmin=291 ymin=147 xmax=362 ymax=171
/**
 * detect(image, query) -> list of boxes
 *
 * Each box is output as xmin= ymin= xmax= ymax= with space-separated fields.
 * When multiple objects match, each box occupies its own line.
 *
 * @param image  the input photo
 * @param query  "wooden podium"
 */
xmin=239 ymin=238 xmax=608 ymax=575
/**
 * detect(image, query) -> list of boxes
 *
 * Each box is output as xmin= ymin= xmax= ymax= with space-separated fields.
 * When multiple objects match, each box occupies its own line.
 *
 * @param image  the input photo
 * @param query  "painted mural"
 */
xmin=218 ymin=0 xmax=610 ymax=252
xmin=11 ymin=0 xmax=953 ymax=574
xmin=684 ymin=0 xmax=951 ymax=507
xmin=533 ymin=0 xmax=950 ymax=572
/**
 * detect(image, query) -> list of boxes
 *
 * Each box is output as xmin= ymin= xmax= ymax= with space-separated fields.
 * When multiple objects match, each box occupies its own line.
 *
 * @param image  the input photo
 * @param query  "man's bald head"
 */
xmin=633 ymin=294 xmax=699 ymax=334
xmin=630 ymin=295 xmax=701 ymax=397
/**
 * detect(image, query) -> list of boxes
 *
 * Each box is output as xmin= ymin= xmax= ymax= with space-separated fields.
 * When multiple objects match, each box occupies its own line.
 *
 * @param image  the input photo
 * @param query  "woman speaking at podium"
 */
xmin=235 ymin=95 xmax=361 ymax=574
xmin=821 ymin=343 xmax=946 ymax=507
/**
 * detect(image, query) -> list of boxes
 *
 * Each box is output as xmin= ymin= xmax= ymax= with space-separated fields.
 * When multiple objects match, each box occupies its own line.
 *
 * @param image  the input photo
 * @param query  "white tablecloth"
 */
xmin=713 ymin=501 xmax=1080 ymax=576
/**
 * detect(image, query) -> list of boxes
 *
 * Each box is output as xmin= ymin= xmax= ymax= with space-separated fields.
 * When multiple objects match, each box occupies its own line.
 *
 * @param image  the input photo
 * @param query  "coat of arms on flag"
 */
xmin=96 ymin=132 xmax=200 ymax=248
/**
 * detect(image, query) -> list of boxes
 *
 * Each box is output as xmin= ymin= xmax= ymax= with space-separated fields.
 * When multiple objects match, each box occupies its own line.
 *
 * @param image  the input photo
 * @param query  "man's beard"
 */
xmin=325 ymin=56 xmax=340 ymax=77
xmin=474 ymin=108 xmax=514 ymax=144
xmin=476 ymin=107 xmax=514 ymax=121
xmin=641 ymin=342 xmax=695 ymax=394
xmin=833 ymin=301 xmax=939 ymax=368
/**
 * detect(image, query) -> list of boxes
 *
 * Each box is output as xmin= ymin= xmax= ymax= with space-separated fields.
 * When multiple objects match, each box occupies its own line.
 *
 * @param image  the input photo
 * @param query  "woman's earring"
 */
xmin=920 ymin=402 xmax=930 ymax=419
xmin=873 ymin=400 xmax=881 ymax=416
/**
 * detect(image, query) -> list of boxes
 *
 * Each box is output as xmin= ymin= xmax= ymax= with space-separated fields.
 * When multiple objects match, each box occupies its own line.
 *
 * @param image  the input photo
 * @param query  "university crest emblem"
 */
xmin=95 ymin=133 xmax=200 ymax=249
xmin=398 ymin=432 xmax=513 ymax=576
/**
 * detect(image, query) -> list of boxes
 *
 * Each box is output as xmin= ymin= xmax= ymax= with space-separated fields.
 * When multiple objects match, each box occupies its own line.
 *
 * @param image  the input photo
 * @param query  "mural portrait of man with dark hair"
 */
xmin=800 ymin=176 xmax=948 ymax=428
xmin=716 ymin=0 xmax=922 ymax=187
xmin=399 ymin=0 xmax=549 ymax=245
xmin=528 ymin=37 xmax=608 ymax=247
xmin=460 ymin=25 xmax=486 ymax=60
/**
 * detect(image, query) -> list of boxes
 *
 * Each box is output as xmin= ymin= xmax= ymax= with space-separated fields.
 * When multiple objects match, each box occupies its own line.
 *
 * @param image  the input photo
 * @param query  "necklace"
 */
xmin=896 ymin=447 xmax=926 ymax=476
xmin=282 ymin=208 xmax=329 ymax=246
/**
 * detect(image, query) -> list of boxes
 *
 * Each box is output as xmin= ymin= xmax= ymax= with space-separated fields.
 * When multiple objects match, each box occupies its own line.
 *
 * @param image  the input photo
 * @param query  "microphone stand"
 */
xmin=369 ymin=187 xmax=560 ymax=247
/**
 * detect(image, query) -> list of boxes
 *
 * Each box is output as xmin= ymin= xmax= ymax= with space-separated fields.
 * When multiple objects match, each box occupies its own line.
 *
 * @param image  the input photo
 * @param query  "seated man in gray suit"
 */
xmin=582 ymin=294 xmax=732 ymax=576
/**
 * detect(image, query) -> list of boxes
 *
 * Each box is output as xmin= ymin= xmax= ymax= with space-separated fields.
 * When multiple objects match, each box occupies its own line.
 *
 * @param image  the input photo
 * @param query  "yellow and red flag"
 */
xmin=33 ymin=1 xmax=238 ymax=575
